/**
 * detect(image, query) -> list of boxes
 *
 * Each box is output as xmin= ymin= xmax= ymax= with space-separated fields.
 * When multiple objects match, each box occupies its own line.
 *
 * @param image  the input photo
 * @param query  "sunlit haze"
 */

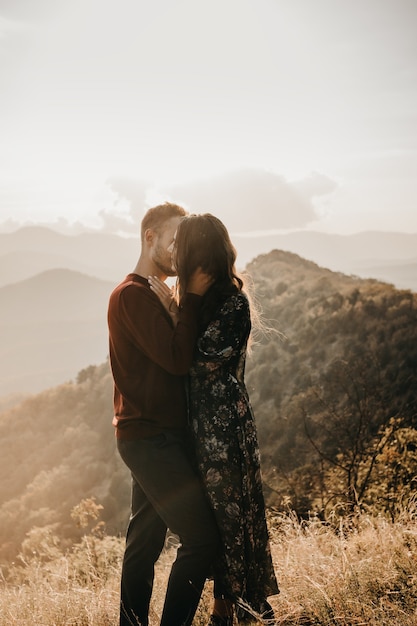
xmin=0 ymin=0 xmax=416 ymax=236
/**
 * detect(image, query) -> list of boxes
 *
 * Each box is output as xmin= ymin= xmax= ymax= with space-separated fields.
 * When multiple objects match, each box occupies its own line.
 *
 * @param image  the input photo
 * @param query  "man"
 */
xmin=108 ymin=202 xmax=220 ymax=626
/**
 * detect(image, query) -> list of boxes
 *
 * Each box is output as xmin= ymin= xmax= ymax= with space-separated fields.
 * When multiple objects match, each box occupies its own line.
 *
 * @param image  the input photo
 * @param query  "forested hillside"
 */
xmin=246 ymin=250 xmax=417 ymax=517
xmin=0 ymin=363 xmax=125 ymax=562
xmin=0 ymin=249 xmax=416 ymax=564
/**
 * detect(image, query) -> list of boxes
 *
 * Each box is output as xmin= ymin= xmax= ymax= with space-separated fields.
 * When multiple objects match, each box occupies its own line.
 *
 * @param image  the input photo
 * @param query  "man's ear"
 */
xmin=144 ymin=228 xmax=154 ymax=246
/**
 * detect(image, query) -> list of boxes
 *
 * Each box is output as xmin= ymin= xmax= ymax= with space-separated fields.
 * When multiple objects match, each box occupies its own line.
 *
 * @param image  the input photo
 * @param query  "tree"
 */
xmin=301 ymin=351 xmax=411 ymax=517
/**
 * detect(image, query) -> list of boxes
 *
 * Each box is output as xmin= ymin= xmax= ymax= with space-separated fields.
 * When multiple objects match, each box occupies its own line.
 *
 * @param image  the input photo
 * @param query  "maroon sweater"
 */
xmin=107 ymin=273 xmax=202 ymax=439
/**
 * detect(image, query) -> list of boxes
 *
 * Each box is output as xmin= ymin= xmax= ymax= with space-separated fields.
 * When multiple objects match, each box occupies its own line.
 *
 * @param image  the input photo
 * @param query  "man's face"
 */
xmin=151 ymin=217 xmax=181 ymax=277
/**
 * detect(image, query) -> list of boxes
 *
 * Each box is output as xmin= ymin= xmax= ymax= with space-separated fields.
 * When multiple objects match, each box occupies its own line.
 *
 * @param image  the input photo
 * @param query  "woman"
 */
xmin=149 ymin=214 xmax=279 ymax=624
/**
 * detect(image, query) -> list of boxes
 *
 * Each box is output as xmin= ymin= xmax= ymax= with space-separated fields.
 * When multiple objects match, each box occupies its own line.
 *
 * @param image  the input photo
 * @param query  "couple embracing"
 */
xmin=107 ymin=202 xmax=279 ymax=626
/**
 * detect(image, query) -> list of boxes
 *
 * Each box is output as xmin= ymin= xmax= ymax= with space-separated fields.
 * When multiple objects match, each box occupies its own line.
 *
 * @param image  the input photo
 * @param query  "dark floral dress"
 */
xmin=188 ymin=291 xmax=279 ymax=616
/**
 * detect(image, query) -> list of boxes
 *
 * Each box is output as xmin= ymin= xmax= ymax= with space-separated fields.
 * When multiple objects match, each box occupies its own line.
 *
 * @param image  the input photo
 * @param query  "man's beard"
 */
xmin=153 ymin=246 xmax=176 ymax=277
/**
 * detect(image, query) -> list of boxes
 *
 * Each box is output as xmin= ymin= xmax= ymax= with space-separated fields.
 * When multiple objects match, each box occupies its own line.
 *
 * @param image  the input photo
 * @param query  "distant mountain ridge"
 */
xmin=233 ymin=230 xmax=417 ymax=291
xmin=0 ymin=269 xmax=115 ymax=395
xmin=1 ymin=268 xmax=114 ymax=323
xmin=0 ymin=227 xmax=138 ymax=286
xmin=0 ymin=227 xmax=416 ymax=395
xmin=0 ymin=226 xmax=416 ymax=291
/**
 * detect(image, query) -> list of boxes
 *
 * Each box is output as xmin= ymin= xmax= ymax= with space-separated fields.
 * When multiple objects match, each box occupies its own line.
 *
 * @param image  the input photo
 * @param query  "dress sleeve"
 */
xmin=196 ymin=293 xmax=251 ymax=365
xmin=118 ymin=282 xmax=202 ymax=375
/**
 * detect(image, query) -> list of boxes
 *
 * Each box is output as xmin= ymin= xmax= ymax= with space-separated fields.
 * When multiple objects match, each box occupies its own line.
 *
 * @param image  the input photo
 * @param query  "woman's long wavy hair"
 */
xmin=174 ymin=213 xmax=242 ymax=294
xmin=173 ymin=213 xmax=266 ymax=344
xmin=173 ymin=213 xmax=261 ymax=336
xmin=174 ymin=213 xmax=281 ymax=345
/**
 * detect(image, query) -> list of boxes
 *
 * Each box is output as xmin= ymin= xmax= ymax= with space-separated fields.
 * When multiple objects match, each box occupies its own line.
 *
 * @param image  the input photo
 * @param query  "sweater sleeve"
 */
xmin=116 ymin=281 xmax=201 ymax=375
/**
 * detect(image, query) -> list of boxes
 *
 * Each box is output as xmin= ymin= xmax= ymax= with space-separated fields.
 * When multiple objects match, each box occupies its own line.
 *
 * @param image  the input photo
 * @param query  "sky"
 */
xmin=0 ymin=0 xmax=416 ymax=237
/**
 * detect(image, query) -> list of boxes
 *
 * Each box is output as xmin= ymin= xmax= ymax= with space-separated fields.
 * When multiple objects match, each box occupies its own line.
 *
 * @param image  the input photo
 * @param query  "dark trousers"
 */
xmin=117 ymin=431 xmax=220 ymax=626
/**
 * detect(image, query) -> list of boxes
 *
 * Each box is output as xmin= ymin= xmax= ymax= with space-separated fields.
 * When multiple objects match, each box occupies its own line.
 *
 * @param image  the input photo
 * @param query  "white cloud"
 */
xmin=292 ymin=172 xmax=338 ymax=200
xmin=159 ymin=169 xmax=336 ymax=233
xmin=99 ymin=179 xmax=150 ymax=234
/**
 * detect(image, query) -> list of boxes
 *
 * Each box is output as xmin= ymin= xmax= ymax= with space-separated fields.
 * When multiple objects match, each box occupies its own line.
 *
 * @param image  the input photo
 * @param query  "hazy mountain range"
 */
xmin=0 ymin=268 xmax=113 ymax=396
xmin=0 ymin=226 xmax=415 ymax=396
xmin=1 ymin=226 xmax=416 ymax=289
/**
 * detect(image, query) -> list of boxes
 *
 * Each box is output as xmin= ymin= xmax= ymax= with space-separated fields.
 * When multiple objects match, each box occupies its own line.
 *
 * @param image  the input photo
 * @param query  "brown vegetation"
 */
xmin=1 ymin=500 xmax=417 ymax=625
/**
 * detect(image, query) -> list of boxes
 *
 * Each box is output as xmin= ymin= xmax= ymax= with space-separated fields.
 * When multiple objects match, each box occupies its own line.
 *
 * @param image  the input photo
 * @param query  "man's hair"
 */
xmin=141 ymin=202 xmax=187 ymax=242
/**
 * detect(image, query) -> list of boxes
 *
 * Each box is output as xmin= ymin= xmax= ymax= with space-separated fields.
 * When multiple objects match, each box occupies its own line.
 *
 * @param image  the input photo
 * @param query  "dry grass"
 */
xmin=267 ymin=510 xmax=417 ymax=625
xmin=1 ymin=510 xmax=417 ymax=625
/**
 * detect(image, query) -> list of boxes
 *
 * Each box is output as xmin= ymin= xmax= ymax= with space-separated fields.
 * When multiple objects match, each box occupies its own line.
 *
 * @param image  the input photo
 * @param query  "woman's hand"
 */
xmin=187 ymin=267 xmax=214 ymax=295
xmin=148 ymin=276 xmax=179 ymax=325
